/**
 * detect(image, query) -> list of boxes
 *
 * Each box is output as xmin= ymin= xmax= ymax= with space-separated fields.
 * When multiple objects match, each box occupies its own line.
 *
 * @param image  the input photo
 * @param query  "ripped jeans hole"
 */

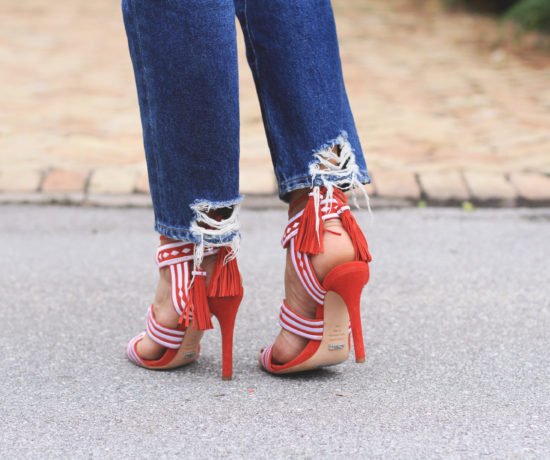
xmin=190 ymin=197 xmax=242 ymax=268
xmin=308 ymin=131 xmax=372 ymax=215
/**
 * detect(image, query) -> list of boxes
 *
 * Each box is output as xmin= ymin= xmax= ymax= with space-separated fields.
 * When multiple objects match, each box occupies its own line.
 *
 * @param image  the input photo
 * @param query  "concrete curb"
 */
xmin=1 ymin=191 xmax=549 ymax=210
xmin=2 ymin=168 xmax=550 ymax=208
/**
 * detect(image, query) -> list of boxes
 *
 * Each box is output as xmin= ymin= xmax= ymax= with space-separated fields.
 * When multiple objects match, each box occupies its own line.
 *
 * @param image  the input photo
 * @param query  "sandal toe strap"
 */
xmin=145 ymin=305 xmax=185 ymax=349
xmin=278 ymin=300 xmax=323 ymax=341
xmin=260 ymin=344 xmax=275 ymax=372
xmin=127 ymin=332 xmax=145 ymax=366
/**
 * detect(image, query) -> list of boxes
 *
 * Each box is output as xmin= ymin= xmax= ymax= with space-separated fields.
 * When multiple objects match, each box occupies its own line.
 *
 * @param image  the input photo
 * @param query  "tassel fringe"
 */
xmin=295 ymin=188 xmax=324 ymax=255
xmin=339 ymin=210 xmax=372 ymax=263
xmin=292 ymin=187 xmax=372 ymax=262
xmin=333 ymin=189 xmax=372 ymax=263
xmin=208 ymin=247 xmax=242 ymax=297
xmin=188 ymin=270 xmax=213 ymax=330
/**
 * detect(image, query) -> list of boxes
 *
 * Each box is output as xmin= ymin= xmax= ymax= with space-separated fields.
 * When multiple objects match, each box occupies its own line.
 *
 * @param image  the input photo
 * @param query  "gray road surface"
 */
xmin=1 ymin=205 xmax=549 ymax=459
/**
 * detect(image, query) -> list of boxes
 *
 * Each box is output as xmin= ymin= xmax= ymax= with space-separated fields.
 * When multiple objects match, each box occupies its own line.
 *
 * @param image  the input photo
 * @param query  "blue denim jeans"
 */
xmin=122 ymin=0 xmax=370 ymax=247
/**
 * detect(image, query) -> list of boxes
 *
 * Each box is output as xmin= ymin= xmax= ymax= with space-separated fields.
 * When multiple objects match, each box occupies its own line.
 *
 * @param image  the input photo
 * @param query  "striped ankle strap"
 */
xmin=156 ymin=241 xmax=218 ymax=268
xmin=155 ymin=241 xmax=219 ymax=319
xmin=280 ymin=197 xmax=343 ymax=248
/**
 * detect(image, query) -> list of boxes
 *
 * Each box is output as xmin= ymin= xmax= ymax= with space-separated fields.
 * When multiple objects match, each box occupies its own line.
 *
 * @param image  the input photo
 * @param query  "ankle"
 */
xmin=150 ymin=267 xmax=178 ymax=327
xmin=287 ymin=188 xmax=356 ymax=281
xmin=310 ymin=220 xmax=355 ymax=281
xmin=288 ymin=189 xmax=309 ymax=217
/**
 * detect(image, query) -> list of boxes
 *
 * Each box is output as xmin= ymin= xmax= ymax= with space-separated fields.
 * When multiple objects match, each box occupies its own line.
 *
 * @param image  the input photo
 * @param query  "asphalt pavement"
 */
xmin=1 ymin=205 xmax=549 ymax=459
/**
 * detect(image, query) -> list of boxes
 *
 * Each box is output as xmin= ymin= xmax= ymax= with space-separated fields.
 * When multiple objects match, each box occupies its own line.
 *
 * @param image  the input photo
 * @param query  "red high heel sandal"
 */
xmin=127 ymin=239 xmax=243 ymax=380
xmin=259 ymin=188 xmax=372 ymax=374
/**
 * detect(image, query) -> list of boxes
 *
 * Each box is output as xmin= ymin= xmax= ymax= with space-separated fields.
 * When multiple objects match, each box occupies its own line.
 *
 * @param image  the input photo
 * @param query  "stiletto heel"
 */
xmin=260 ymin=187 xmax=372 ymax=374
xmin=322 ymin=262 xmax=370 ymax=363
xmin=210 ymin=294 xmax=243 ymax=380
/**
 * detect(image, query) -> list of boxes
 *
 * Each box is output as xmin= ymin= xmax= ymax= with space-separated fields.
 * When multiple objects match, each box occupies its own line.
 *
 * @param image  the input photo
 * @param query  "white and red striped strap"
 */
xmin=145 ymin=305 xmax=185 ymax=350
xmin=280 ymin=211 xmax=302 ymax=248
xmin=280 ymin=198 xmax=343 ymax=248
xmin=279 ymin=300 xmax=324 ymax=341
xmin=259 ymin=344 xmax=274 ymax=372
xmin=127 ymin=332 xmax=145 ymax=366
xmin=290 ymin=238 xmax=326 ymax=305
xmin=280 ymin=197 xmax=350 ymax=305
xmin=156 ymin=241 xmax=218 ymax=268
xmin=155 ymin=241 xmax=218 ymax=317
xmin=168 ymin=262 xmax=190 ymax=317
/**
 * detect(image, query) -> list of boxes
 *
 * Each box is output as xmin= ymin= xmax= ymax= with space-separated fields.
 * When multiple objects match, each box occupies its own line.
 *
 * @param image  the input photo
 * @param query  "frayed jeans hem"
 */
xmin=154 ymin=222 xmax=240 ymax=246
xmin=154 ymin=222 xmax=201 ymax=243
xmin=277 ymin=170 xmax=371 ymax=203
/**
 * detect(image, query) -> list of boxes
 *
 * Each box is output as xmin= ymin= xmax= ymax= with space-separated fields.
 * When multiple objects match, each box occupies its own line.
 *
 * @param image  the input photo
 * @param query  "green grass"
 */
xmin=504 ymin=0 xmax=550 ymax=32
xmin=443 ymin=0 xmax=550 ymax=33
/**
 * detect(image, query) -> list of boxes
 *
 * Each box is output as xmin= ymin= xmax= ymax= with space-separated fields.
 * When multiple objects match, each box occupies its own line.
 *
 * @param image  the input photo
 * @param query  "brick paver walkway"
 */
xmin=1 ymin=0 xmax=550 ymax=205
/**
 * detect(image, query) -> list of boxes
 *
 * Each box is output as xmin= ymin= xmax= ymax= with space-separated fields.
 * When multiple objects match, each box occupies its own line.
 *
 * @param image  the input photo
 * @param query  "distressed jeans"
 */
xmin=122 ymin=0 xmax=370 ymax=249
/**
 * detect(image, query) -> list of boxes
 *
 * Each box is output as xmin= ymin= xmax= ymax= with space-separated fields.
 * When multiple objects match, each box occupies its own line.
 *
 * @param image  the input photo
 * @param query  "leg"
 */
xmin=122 ymin=0 xmax=243 ymax=369
xmin=235 ymin=0 xmax=372 ymax=365
xmin=234 ymin=0 xmax=370 ymax=198
xmin=123 ymin=0 xmax=241 ymax=232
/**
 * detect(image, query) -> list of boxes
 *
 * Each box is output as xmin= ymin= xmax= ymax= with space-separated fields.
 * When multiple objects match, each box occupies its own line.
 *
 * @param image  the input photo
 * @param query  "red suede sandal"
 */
xmin=127 ymin=239 xmax=243 ymax=380
xmin=259 ymin=188 xmax=372 ymax=374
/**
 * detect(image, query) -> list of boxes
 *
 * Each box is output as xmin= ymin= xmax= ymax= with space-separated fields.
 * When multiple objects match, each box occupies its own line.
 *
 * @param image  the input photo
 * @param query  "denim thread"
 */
xmin=190 ymin=196 xmax=242 ymax=268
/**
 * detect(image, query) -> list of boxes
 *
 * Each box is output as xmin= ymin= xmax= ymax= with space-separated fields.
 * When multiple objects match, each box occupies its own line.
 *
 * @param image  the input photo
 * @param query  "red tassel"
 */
xmin=333 ymin=188 xmax=348 ymax=204
xmin=339 ymin=210 xmax=372 ymax=263
xmin=208 ymin=247 xmax=242 ymax=297
xmin=295 ymin=191 xmax=324 ymax=255
xmin=189 ymin=271 xmax=213 ymax=330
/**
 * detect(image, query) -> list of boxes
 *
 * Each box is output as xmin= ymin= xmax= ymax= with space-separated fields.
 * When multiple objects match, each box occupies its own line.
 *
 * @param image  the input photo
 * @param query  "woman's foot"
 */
xmin=135 ymin=238 xmax=216 ymax=361
xmin=270 ymin=190 xmax=357 ymax=364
